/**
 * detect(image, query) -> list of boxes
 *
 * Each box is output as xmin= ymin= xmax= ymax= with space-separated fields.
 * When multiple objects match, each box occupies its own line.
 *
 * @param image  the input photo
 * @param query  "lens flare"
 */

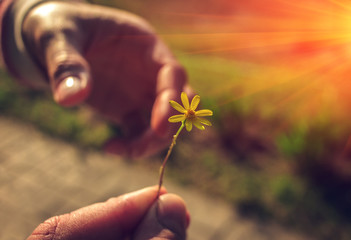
xmin=155 ymin=0 xmax=351 ymax=123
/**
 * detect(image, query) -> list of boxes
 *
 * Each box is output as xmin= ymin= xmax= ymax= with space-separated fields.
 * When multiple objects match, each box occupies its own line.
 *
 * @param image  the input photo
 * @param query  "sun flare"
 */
xmin=157 ymin=0 xmax=351 ymax=126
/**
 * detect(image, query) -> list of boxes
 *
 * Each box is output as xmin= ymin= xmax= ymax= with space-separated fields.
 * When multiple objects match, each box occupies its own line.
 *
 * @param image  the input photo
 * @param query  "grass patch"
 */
xmin=0 ymin=70 xmax=114 ymax=148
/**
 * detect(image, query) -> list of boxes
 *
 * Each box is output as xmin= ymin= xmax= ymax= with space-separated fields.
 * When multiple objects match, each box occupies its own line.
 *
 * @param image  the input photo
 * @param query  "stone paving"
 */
xmin=0 ymin=116 xmax=315 ymax=240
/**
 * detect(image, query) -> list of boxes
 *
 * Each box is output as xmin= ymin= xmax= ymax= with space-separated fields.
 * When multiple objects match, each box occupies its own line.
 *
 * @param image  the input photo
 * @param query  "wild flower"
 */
xmin=157 ymin=92 xmax=213 ymax=197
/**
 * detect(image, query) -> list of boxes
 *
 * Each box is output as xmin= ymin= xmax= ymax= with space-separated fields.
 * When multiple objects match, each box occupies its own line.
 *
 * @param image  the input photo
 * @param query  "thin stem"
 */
xmin=157 ymin=120 xmax=185 ymax=198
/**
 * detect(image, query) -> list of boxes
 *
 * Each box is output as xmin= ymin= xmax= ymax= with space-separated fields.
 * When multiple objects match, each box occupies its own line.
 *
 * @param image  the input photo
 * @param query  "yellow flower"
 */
xmin=168 ymin=92 xmax=213 ymax=131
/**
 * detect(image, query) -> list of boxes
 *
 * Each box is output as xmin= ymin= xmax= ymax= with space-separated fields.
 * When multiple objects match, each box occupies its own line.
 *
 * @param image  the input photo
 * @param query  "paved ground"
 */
xmin=0 ymin=116 xmax=315 ymax=240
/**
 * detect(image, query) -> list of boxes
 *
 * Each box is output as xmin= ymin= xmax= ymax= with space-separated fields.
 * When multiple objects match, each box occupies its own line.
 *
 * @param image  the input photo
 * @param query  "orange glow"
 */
xmin=148 ymin=0 xmax=351 ymax=126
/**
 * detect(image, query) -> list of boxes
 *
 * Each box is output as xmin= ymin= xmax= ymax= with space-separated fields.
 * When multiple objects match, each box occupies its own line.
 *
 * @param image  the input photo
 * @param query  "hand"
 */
xmin=27 ymin=186 xmax=189 ymax=240
xmin=21 ymin=1 xmax=193 ymax=158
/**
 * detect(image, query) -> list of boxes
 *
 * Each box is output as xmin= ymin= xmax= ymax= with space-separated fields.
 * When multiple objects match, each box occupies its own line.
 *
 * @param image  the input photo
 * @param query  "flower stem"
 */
xmin=157 ymin=120 xmax=185 ymax=198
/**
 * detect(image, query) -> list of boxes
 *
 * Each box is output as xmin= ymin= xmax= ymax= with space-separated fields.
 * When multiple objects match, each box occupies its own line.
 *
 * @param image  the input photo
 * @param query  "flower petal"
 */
xmin=181 ymin=92 xmax=190 ymax=110
xmin=193 ymin=120 xmax=205 ymax=130
xmin=185 ymin=119 xmax=193 ymax=132
xmin=169 ymin=100 xmax=186 ymax=113
xmin=198 ymin=117 xmax=212 ymax=126
xmin=168 ymin=114 xmax=186 ymax=123
xmin=195 ymin=109 xmax=213 ymax=117
xmin=190 ymin=95 xmax=200 ymax=111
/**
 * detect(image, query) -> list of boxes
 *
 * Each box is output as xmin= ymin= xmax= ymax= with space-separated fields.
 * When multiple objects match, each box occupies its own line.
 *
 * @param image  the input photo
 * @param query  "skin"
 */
xmin=19 ymin=4 xmax=191 ymax=239
xmin=22 ymin=1 xmax=193 ymax=158
xmin=26 ymin=186 xmax=190 ymax=240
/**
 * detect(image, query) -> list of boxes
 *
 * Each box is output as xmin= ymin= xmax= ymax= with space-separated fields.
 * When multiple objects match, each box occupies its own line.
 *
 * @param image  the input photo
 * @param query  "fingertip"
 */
xmin=157 ymin=193 xmax=189 ymax=235
xmin=151 ymin=89 xmax=179 ymax=138
xmin=132 ymin=193 xmax=188 ymax=240
xmin=53 ymin=74 xmax=91 ymax=107
xmin=158 ymin=185 xmax=168 ymax=196
xmin=183 ymin=83 xmax=195 ymax=101
xmin=27 ymin=216 xmax=59 ymax=240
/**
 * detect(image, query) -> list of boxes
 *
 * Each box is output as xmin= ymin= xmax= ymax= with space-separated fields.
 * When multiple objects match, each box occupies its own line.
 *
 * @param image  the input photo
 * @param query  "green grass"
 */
xmin=0 ymin=70 xmax=113 ymax=148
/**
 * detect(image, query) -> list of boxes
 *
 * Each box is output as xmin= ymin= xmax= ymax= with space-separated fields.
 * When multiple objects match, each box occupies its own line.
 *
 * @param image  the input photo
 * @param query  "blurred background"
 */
xmin=1 ymin=0 xmax=351 ymax=239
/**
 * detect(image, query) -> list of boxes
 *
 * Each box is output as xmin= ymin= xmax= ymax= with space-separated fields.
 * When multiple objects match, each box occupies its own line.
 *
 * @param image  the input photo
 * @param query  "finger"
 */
xmin=104 ymin=63 xmax=187 ymax=159
xmin=23 ymin=3 xmax=92 ymax=107
xmin=124 ymin=64 xmax=194 ymax=159
xmin=103 ymin=128 xmax=170 ymax=159
xmin=27 ymin=186 xmax=167 ymax=240
xmin=45 ymin=34 xmax=92 ymax=107
xmin=152 ymin=63 xmax=187 ymax=138
xmin=132 ymin=193 xmax=190 ymax=240
xmin=182 ymin=83 xmax=196 ymax=104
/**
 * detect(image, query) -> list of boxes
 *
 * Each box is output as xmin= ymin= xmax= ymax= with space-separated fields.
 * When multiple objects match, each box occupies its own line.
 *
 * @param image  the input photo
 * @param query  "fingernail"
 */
xmin=54 ymin=73 xmax=90 ymax=106
xmin=55 ymin=76 xmax=81 ymax=101
xmin=157 ymin=194 xmax=187 ymax=238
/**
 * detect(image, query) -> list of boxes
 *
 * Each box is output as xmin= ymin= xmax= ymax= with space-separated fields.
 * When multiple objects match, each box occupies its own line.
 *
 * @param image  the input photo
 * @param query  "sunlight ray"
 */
xmin=162 ymin=30 xmax=351 ymax=55
xmin=216 ymin=50 xmax=342 ymax=107
xmin=326 ymin=0 xmax=351 ymax=12
xmin=276 ymin=0 xmax=351 ymax=20
xmin=157 ymin=0 xmax=351 ymax=131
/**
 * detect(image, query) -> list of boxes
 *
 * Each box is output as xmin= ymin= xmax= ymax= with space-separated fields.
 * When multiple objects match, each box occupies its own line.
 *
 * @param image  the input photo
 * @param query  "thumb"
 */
xmin=21 ymin=1 xmax=92 ymax=107
xmin=46 ymin=39 xmax=92 ymax=107
xmin=132 ymin=194 xmax=189 ymax=240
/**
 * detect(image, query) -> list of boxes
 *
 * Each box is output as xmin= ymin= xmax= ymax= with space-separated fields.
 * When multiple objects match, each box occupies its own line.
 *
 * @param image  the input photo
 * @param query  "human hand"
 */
xmin=21 ymin=1 xmax=193 ymax=158
xmin=27 ymin=186 xmax=189 ymax=240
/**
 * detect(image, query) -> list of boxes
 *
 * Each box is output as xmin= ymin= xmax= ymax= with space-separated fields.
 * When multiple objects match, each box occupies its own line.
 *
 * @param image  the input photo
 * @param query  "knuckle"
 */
xmin=24 ymin=3 xmax=78 ymax=48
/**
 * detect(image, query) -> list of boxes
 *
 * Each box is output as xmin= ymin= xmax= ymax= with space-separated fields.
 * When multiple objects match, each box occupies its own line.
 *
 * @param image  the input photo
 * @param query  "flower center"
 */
xmin=185 ymin=109 xmax=196 ymax=119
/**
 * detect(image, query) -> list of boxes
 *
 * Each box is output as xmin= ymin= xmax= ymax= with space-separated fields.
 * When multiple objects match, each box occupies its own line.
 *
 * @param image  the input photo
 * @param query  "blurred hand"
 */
xmin=22 ymin=1 xmax=193 ymax=158
xmin=27 ymin=186 xmax=189 ymax=240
